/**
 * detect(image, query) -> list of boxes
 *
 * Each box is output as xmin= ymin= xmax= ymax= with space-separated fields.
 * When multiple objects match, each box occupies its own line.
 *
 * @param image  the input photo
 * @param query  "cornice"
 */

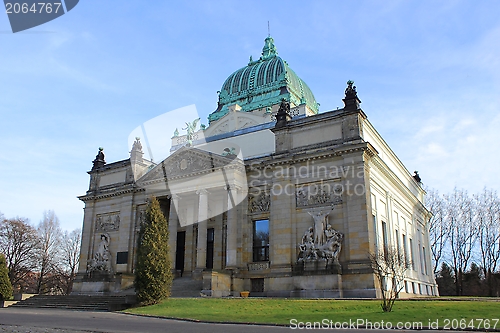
xmin=368 ymin=156 xmax=428 ymax=219
xmin=78 ymin=186 xmax=145 ymax=202
xmin=246 ymin=142 xmax=377 ymax=170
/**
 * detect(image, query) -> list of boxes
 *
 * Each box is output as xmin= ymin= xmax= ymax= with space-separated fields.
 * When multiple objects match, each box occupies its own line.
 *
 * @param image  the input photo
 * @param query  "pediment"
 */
xmin=137 ymin=146 xmax=239 ymax=185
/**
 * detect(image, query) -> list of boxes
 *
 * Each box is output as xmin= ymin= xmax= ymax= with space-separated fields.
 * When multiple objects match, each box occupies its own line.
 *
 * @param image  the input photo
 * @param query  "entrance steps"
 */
xmin=170 ymin=277 xmax=202 ymax=298
xmin=8 ymin=294 xmax=134 ymax=311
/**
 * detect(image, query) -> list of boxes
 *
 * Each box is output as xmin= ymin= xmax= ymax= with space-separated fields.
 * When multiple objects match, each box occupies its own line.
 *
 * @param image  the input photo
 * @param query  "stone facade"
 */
xmin=73 ymin=37 xmax=437 ymax=298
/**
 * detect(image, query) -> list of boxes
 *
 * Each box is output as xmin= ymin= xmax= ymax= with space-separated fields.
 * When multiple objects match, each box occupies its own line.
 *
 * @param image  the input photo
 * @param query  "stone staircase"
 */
xmin=170 ymin=277 xmax=203 ymax=297
xmin=9 ymin=294 xmax=135 ymax=311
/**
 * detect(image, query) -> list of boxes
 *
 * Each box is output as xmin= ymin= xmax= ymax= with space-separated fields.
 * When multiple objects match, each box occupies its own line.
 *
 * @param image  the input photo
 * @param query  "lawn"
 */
xmin=125 ymin=298 xmax=500 ymax=329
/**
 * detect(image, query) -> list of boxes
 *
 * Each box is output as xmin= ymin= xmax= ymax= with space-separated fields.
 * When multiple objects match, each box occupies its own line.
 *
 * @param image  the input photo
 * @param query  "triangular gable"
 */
xmin=137 ymin=146 xmax=239 ymax=185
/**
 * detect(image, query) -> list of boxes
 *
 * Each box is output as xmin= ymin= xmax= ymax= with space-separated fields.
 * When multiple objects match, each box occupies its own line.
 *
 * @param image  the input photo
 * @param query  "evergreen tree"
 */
xmin=436 ymin=262 xmax=455 ymax=296
xmin=463 ymin=263 xmax=484 ymax=296
xmin=0 ymin=254 xmax=13 ymax=301
xmin=134 ymin=197 xmax=172 ymax=305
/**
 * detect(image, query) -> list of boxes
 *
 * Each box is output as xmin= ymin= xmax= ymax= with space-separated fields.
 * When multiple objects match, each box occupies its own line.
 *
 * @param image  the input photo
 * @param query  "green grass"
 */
xmin=125 ymin=298 xmax=500 ymax=329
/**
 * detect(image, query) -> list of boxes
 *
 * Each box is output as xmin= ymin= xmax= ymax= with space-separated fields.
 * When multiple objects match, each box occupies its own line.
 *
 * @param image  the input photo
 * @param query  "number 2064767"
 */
xmin=5 ymin=2 xmax=62 ymax=14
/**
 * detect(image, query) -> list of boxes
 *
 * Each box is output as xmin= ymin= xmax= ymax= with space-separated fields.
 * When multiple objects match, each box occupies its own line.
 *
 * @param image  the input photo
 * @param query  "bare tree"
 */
xmin=0 ymin=217 xmax=39 ymax=292
xmin=369 ymin=247 xmax=412 ymax=312
xmin=35 ymin=211 xmax=63 ymax=294
xmin=60 ymin=228 xmax=81 ymax=294
xmin=475 ymin=188 xmax=500 ymax=296
xmin=426 ymin=188 xmax=448 ymax=275
xmin=445 ymin=188 xmax=478 ymax=296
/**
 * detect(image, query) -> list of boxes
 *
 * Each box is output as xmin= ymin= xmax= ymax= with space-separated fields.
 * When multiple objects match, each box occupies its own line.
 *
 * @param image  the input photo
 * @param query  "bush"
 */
xmin=0 ymin=254 xmax=13 ymax=300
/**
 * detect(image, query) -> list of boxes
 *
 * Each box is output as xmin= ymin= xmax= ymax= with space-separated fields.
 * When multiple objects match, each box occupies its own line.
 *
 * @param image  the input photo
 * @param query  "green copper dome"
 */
xmin=208 ymin=36 xmax=319 ymax=123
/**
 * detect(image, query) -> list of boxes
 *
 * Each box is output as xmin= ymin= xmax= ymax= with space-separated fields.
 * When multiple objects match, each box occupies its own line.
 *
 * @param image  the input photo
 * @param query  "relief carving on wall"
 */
xmin=95 ymin=212 xmax=120 ymax=232
xmin=296 ymin=182 xmax=342 ymax=208
xmin=297 ymin=210 xmax=343 ymax=263
xmin=249 ymin=191 xmax=270 ymax=213
xmin=135 ymin=208 xmax=146 ymax=231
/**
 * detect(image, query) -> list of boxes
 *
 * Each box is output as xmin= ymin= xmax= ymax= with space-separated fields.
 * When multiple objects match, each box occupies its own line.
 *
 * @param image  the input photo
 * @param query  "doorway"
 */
xmin=206 ymin=228 xmax=214 ymax=269
xmin=175 ymin=231 xmax=185 ymax=276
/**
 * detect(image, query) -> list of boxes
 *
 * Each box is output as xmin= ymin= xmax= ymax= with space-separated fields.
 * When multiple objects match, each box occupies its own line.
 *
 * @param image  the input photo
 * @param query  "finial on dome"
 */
xmin=261 ymin=35 xmax=277 ymax=60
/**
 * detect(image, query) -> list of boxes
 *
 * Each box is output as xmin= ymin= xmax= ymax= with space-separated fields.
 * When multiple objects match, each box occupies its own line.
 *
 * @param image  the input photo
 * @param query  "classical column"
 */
xmin=196 ymin=189 xmax=209 ymax=269
xmin=226 ymin=185 xmax=238 ymax=267
xmin=168 ymin=194 xmax=179 ymax=270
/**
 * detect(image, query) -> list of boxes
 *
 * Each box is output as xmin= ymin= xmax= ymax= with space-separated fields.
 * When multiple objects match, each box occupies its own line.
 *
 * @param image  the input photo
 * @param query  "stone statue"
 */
xmin=320 ymin=224 xmax=343 ymax=261
xmin=183 ymin=118 xmax=200 ymax=146
xmin=308 ymin=210 xmax=329 ymax=246
xmin=413 ymin=171 xmax=421 ymax=183
xmin=297 ymin=227 xmax=315 ymax=261
xmin=92 ymin=147 xmax=106 ymax=170
xmin=132 ymin=137 xmax=142 ymax=151
xmin=298 ymin=211 xmax=344 ymax=263
xmin=342 ymin=80 xmax=361 ymax=111
xmin=88 ymin=233 xmax=112 ymax=273
xmin=345 ymin=80 xmax=357 ymax=97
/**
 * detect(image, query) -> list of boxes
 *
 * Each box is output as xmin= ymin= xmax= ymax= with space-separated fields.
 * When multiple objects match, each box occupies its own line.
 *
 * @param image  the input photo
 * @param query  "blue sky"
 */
xmin=1 ymin=1 xmax=499 ymax=231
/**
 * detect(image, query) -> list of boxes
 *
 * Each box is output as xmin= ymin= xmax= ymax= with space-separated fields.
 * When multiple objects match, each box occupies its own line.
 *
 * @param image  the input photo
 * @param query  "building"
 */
xmin=73 ymin=36 xmax=438 ymax=298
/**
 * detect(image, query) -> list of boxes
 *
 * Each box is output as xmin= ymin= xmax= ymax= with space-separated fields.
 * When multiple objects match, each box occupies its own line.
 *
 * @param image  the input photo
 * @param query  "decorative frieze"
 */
xmin=95 ymin=212 xmax=120 ymax=232
xmin=249 ymin=191 xmax=270 ymax=213
xmin=296 ymin=182 xmax=342 ymax=208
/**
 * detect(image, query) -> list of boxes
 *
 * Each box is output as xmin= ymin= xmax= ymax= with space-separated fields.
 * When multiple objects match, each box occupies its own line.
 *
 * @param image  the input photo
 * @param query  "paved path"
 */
xmin=0 ymin=308 xmax=465 ymax=333
xmin=0 ymin=308 xmax=288 ymax=333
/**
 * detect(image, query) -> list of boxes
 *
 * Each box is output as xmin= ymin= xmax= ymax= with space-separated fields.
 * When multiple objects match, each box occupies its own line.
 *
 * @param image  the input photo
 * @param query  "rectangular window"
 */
xmin=423 ymin=246 xmax=428 ymax=275
xmin=253 ymin=219 xmax=269 ymax=262
xmin=395 ymin=229 xmax=400 ymax=257
xmin=373 ymin=215 xmax=378 ymax=251
xmin=402 ymin=234 xmax=408 ymax=265
xmin=382 ymin=221 xmax=388 ymax=254
xmin=419 ymin=244 xmax=425 ymax=274
xmin=409 ymin=238 xmax=415 ymax=270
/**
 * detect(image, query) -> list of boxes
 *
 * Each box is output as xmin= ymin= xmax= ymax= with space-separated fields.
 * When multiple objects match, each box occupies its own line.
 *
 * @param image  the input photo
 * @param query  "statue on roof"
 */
xmin=130 ymin=137 xmax=144 ymax=163
xmin=92 ymin=147 xmax=106 ymax=170
xmin=345 ymin=80 xmax=357 ymax=98
xmin=183 ymin=118 xmax=200 ymax=146
xmin=342 ymin=80 xmax=361 ymax=111
xmin=413 ymin=171 xmax=422 ymax=183
xmin=275 ymin=99 xmax=291 ymax=128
